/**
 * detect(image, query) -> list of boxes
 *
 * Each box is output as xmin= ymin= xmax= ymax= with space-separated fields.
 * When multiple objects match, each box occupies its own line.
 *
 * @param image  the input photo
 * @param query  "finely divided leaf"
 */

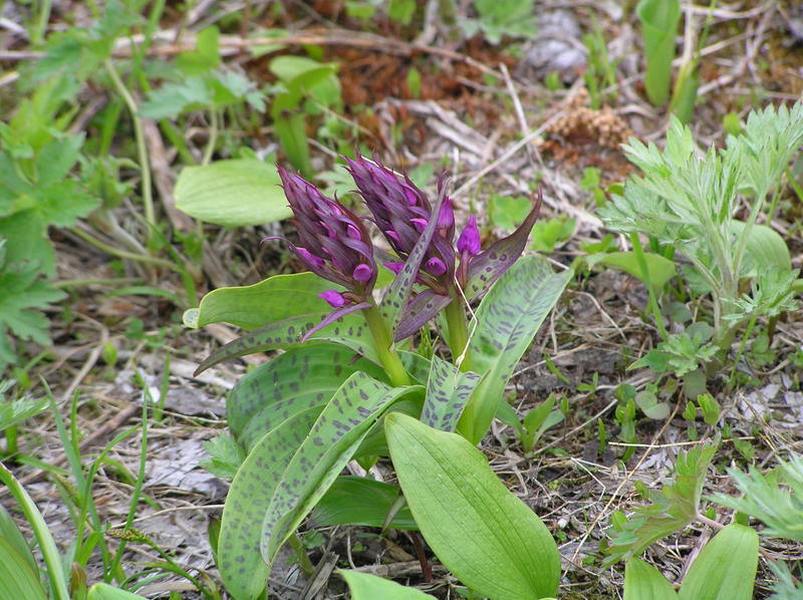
xmin=421 ymin=354 xmax=481 ymax=432
xmin=606 ymin=440 xmax=718 ymax=565
xmin=386 ymin=414 xmax=560 ymax=600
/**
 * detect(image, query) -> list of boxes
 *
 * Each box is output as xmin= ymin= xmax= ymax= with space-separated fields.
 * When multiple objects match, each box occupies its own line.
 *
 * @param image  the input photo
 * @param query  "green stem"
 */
xmin=362 ymin=306 xmax=410 ymax=387
xmin=104 ymin=60 xmax=155 ymax=243
xmin=630 ymin=233 xmax=668 ymax=339
xmin=288 ymin=533 xmax=315 ymax=576
xmin=4 ymin=426 xmax=18 ymax=456
xmin=444 ymin=296 xmax=470 ymax=369
xmin=726 ymin=313 xmax=757 ymax=391
xmin=71 ymin=227 xmax=176 ymax=271
xmin=202 ymin=110 xmax=219 ymax=165
xmin=32 ymin=0 xmax=53 ymax=45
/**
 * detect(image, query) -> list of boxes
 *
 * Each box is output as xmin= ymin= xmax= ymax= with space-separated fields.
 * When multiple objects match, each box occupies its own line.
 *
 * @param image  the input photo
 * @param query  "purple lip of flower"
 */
xmin=346 ymin=156 xmax=456 ymax=289
xmin=276 ymin=165 xmax=377 ymax=297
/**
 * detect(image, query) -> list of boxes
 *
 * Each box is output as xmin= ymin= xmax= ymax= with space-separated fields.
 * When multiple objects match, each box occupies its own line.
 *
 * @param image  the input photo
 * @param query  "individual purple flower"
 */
xmin=346 ymin=156 xmax=455 ymax=291
xmin=273 ymin=166 xmax=377 ymax=338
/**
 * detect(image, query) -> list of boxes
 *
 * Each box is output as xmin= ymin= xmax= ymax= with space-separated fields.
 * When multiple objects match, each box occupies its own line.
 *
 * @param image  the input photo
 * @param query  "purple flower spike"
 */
xmin=320 ymin=290 xmax=347 ymax=308
xmin=457 ymin=215 xmax=481 ymax=257
xmin=385 ymin=261 xmax=405 ymax=274
xmin=346 ymin=155 xmax=456 ymax=293
xmin=277 ymin=165 xmax=377 ymax=297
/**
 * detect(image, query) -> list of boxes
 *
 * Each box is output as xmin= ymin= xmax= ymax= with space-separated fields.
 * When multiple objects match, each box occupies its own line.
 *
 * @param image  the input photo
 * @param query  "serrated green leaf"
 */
xmin=339 ymin=570 xmax=436 ymax=599
xmin=421 ymin=355 xmax=482 ymax=432
xmin=678 ymin=524 xmax=758 ymax=600
xmin=176 ymin=27 xmax=220 ymax=75
xmin=386 ymin=413 xmax=560 ymax=600
xmin=0 ymin=397 xmax=49 ymax=431
xmin=218 ymin=407 xmax=320 ymax=600
xmin=200 ymin=433 xmax=246 ymax=480
xmin=624 ymin=558 xmax=677 ymax=600
xmin=311 ymin=476 xmax=416 ymax=530
xmin=261 ymin=373 xmax=420 ymax=567
xmin=458 ymin=256 xmax=572 ymax=443
xmin=606 ymin=440 xmax=718 ymax=564
xmin=227 ymin=343 xmax=385 ymax=451
xmin=174 ymin=159 xmax=291 ymax=227
xmin=139 ymin=77 xmax=212 ymax=120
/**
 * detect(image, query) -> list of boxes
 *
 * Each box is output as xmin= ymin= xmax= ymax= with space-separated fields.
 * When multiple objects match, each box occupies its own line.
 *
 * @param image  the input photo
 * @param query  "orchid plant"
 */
xmin=184 ymin=157 xmax=571 ymax=598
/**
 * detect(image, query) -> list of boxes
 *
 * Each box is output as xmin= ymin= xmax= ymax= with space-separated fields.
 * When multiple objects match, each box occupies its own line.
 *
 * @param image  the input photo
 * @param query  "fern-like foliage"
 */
xmin=711 ymin=454 xmax=803 ymax=542
xmin=605 ymin=440 xmax=718 ymax=565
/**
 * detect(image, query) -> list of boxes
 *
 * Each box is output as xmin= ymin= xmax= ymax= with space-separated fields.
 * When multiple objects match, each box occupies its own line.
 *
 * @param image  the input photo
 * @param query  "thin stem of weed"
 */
xmin=630 ymin=233 xmax=668 ymax=339
xmin=104 ymin=59 xmax=156 ymax=242
xmin=202 ymin=109 xmax=219 ymax=165
xmin=71 ymin=226 xmax=176 ymax=271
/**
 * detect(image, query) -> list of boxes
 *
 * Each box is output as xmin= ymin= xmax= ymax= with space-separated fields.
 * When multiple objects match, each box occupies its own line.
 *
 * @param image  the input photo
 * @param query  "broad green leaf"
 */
xmin=174 ymin=159 xmax=291 ymax=227
xmin=459 ymin=256 xmax=572 ymax=444
xmin=0 ymin=537 xmax=47 ymax=600
xmin=311 ymin=476 xmax=417 ymax=530
xmin=227 ymin=343 xmax=385 ymax=451
xmin=678 ymin=524 xmax=758 ymax=600
xmin=731 ymin=221 xmax=791 ymax=277
xmin=0 ymin=505 xmax=38 ymax=579
xmin=421 ymin=354 xmax=481 ymax=432
xmin=185 ymin=272 xmax=343 ymax=331
xmin=606 ymin=440 xmax=718 ymax=564
xmin=218 ymin=408 xmax=320 ymax=600
xmin=637 ymin=0 xmax=681 ymax=106
xmin=588 ymin=251 xmax=676 ymax=291
xmin=273 ymin=109 xmax=310 ymax=175
xmin=339 ymin=570 xmax=436 ymax=599
xmin=176 ymin=27 xmax=220 ymax=75
xmin=87 ymin=583 xmax=147 ymax=600
xmin=190 ymin=274 xmax=378 ymax=373
xmin=624 ymin=559 xmax=677 ymax=600
xmin=386 ymin=414 xmax=560 ymax=600
xmin=261 ymin=373 xmax=420 ymax=567
xmin=488 ymin=194 xmax=531 ymax=230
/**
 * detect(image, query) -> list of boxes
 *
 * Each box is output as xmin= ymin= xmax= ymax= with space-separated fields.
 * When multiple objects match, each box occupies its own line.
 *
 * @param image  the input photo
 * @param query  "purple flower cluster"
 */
xmin=274 ymin=157 xmax=541 ymax=339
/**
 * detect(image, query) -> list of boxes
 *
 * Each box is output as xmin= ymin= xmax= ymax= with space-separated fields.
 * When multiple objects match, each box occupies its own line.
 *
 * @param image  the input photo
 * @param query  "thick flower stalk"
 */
xmin=275 ymin=166 xmax=409 ymax=385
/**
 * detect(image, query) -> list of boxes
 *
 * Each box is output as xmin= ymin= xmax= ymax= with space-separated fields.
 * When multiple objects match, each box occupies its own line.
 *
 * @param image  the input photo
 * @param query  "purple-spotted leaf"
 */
xmin=624 ymin=559 xmax=677 ymax=600
xmin=421 ymin=355 xmax=482 ymax=432
xmin=380 ymin=189 xmax=445 ymax=336
xmin=386 ymin=413 xmax=560 ymax=600
xmin=194 ymin=312 xmax=376 ymax=374
xmin=218 ymin=407 xmax=320 ymax=600
xmin=464 ymin=200 xmax=541 ymax=300
xmin=394 ymin=290 xmax=452 ymax=342
xmin=227 ymin=343 xmax=386 ymax=451
xmin=678 ymin=524 xmax=758 ymax=600
xmin=261 ymin=372 xmax=422 ymax=567
xmin=458 ymin=256 xmax=573 ymax=444
xmin=339 ymin=570 xmax=436 ymax=599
